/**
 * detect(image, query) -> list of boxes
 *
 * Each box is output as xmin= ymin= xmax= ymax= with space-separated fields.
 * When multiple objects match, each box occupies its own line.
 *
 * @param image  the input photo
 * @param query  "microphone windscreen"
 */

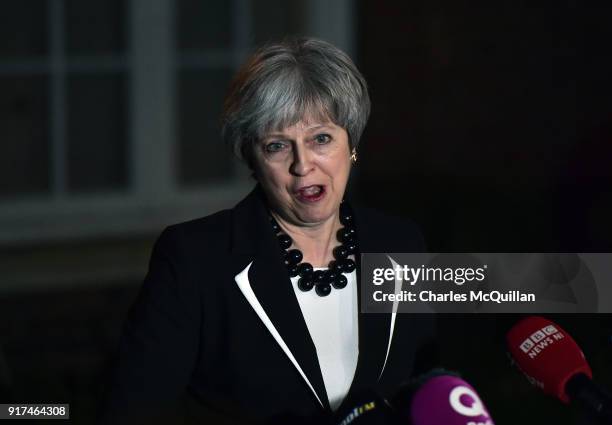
xmin=506 ymin=316 xmax=592 ymax=402
xmin=409 ymin=375 xmax=494 ymax=425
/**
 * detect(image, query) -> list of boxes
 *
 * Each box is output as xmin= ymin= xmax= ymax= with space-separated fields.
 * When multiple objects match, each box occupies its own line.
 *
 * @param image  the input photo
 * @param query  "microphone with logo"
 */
xmin=506 ymin=316 xmax=612 ymax=424
xmin=392 ymin=370 xmax=495 ymax=425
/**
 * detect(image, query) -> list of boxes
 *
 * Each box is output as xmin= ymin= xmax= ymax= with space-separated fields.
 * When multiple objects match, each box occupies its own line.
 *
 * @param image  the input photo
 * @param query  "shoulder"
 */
xmin=150 ymin=186 xmax=269 ymax=268
xmin=154 ymin=209 xmax=233 ymax=260
xmin=353 ymin=204 xmax=426 ymax=253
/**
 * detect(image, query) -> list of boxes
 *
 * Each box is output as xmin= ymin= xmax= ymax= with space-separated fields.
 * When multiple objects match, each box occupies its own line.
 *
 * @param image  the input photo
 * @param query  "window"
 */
xmin=0 ymin=0 xmax=354 ymax=244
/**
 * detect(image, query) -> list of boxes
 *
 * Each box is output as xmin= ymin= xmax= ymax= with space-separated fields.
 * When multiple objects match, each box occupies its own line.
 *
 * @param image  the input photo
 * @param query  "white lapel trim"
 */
xmin=378 ymin=255 xmax=403 ymax=381
xmin=234 ymin=261 xmax=324 ymax=408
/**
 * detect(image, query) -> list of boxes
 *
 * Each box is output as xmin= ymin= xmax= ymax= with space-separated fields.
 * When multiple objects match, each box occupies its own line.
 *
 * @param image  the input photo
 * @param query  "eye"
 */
xmin=264 ymin=141 xmax=287 ymax=153
xmin=314 ymin=134 xmax=332 ymax=144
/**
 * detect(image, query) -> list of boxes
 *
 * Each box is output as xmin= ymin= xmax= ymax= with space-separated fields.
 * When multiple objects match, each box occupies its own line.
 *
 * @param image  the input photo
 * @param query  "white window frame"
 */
xmin=0 ymin=0 xmax=355 ymax=246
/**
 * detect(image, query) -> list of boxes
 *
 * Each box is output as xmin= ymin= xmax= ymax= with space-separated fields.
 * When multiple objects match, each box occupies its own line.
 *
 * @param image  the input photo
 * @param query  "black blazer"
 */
xmin=102 ymin=186 xmax=436 ymax=424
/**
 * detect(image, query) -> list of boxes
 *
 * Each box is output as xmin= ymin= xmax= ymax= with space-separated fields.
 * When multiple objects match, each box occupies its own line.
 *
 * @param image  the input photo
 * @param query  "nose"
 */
xmin=289 ymin=143 xmax=314 ymax=176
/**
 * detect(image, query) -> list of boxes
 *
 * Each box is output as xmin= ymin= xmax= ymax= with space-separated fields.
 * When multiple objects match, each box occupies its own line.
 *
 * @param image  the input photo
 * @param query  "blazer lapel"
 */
xmin=230 ymin=186 xmax=331 ymax=411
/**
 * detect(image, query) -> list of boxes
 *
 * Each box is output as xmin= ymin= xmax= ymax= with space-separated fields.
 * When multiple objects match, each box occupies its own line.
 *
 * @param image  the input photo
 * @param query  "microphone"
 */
xmin=506 ymin=316 xmax=612 ymax=423
xmin=392 ymin=370 xmax=495 ymax=425
xmin=332 ymin=370 xmax=495 ymax=425
xmin=332 ymin=390 xmax=401 ymax=425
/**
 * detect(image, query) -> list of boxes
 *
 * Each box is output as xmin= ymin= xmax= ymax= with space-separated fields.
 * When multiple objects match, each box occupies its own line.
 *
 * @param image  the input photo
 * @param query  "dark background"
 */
xmin=1 ymin=1 xmax=611 ymax=424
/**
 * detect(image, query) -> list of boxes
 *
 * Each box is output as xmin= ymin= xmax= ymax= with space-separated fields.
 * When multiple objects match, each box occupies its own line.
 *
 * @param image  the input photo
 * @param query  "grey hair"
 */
xmin=221 ymin=37 xmax=371 ymax=169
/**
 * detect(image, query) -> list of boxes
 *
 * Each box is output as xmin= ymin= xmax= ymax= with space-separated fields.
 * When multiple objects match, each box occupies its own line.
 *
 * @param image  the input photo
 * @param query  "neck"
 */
xmin=271 ymin=211 xmax=342 ymax=268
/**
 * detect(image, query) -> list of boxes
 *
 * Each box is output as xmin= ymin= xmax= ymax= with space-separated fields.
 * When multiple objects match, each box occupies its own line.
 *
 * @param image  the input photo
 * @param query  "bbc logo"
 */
xmin=520 ymin=338 xmax=535 ymax=353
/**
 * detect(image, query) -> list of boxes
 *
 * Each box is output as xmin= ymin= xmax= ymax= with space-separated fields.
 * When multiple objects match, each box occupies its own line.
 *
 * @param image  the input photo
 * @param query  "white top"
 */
xmin=290 ymin=269 xmax=359 ymax=411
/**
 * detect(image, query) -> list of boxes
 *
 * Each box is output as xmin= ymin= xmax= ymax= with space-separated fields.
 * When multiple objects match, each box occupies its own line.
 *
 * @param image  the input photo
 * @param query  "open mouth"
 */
xmin=295 ymin=185 xmax=326 ymax=203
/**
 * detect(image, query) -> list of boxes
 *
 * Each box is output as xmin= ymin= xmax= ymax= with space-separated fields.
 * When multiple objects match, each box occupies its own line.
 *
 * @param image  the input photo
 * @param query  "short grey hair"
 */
xmin=221 ymin=37 xmax=370 ymax=169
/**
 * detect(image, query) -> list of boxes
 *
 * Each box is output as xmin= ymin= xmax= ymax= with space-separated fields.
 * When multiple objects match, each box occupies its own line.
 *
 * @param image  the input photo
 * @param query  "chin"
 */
xmin=297 ymin=207 xmax=337 ymax=225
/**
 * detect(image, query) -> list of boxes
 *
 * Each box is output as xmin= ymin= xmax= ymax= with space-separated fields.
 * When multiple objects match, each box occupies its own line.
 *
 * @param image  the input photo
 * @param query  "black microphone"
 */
xmin=566 ymin=373 xmax=612 ymax=424
xmin=332 ymin=390 xmax=401 ymax=425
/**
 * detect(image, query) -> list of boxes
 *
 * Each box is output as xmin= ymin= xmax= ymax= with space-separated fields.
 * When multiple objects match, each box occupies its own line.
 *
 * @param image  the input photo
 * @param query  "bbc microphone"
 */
xmin=506 ymin=316 xmax=612 ymax=423
xmin=392 ymin=370 xmax=495 ymax=425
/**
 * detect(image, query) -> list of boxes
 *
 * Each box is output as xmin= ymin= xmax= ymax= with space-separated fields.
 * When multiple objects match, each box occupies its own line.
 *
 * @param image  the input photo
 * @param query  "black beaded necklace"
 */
xmin=270 ymin=203 xmax=359 ymax=297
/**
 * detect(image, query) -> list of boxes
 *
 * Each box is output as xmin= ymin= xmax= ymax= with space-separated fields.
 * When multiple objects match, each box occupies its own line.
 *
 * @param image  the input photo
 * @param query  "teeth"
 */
xmin=302 ymin=186 xmax=321 ymax=195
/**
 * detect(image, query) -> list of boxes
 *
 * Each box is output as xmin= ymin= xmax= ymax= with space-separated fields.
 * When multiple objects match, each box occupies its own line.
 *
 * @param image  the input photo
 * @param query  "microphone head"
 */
xmin=333 ymin=390 xmax=400 ymax=425
xmin=409 ymin=375 xmax=495 ymax=425
xmin=506 ymin=316 xmax=592 ymax=402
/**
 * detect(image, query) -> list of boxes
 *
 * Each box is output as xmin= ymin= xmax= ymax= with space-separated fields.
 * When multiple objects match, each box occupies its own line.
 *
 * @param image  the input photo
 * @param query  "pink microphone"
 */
xmin=409 ymin=375 xmax=495 ymax=425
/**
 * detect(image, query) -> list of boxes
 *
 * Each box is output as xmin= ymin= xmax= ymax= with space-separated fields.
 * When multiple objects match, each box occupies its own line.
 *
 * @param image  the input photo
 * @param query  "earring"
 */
xmin=350 ymin=148 xmax=358 ymax=164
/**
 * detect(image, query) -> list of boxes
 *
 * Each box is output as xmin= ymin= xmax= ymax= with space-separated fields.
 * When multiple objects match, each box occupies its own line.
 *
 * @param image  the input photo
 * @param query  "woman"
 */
xmin=103 ymin=38 xmax=435 ymax=424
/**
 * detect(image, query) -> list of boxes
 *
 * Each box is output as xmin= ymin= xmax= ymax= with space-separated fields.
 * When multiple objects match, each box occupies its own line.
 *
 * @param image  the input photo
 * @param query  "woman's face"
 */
xmin=253 ymin=118 xmax=352 ymax=228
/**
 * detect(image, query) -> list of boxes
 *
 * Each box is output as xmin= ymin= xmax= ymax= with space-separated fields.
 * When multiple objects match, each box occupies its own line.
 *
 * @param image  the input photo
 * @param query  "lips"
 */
xmin=295 ymin=185 xmax=326 ymax=202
